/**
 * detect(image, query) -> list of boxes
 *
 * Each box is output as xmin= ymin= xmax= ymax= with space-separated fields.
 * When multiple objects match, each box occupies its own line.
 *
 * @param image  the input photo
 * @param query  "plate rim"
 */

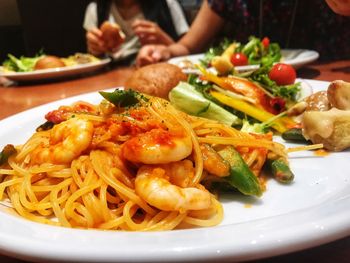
xmin=1 ymin=196 xmax=349 ymax=262
xmin=0 ymin=57 xmax=111 ymax=80
xmin=0 ymin=79 xmax=349 ymax=262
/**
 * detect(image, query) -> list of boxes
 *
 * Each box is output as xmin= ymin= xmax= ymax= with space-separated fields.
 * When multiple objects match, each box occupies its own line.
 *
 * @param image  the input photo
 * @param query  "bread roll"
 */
xmin=34 ymin=56 xmax=65 ymax=70
xmin=100 ymin=21 xmax=125 ymax=51
xmin=125 ymin=63 xmax=187 ymax=99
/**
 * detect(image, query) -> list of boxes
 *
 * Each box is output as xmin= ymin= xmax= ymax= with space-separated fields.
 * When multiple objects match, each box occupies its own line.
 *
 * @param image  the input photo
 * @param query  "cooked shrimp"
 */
xmin=31 ymin=118 xmax=93 ymax=164
xmin=135 ymin=165 xmax=212 ymax=212
xmin=166 ymin=160 xmax=194 ymax=188
xmin=121 ymin=128 xmax=192 ymax=164
xmin=200 ymin=144 xmax=230 ymax=177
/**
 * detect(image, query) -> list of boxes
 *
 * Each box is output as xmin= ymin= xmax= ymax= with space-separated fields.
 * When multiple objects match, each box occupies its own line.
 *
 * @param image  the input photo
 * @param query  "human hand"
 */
xmin=136 ymin=44 xmax=171 ymax=67
xmin=86 ymin=28 xmax=107 ymax=56
xmin=326 ymin=0 xmax=350 ymax=15
xmin=132 ymin=19 xmax=174 ymax=46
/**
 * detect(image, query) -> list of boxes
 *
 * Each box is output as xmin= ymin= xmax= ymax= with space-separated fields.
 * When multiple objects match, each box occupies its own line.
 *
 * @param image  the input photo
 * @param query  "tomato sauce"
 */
xmin=314 ymin=149 xmax=330 ymax=157
xmin=149 ymin=129 xmax=176 ymax=147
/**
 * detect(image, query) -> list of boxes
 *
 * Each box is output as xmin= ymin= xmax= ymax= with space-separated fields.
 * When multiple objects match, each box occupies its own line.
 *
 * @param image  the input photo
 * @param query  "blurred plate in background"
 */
xmin=168 ymin=49 xmax=319 ymax=74
xmin=0 ymin=57 xmax=111 ymax=82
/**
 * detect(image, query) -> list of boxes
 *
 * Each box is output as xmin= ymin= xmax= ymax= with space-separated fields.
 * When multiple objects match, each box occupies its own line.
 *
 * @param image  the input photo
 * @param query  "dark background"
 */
xmin=0 ymin=0 xmax=90 ymax=61
xmin=0 ymin=0 xmax=201 ymax=62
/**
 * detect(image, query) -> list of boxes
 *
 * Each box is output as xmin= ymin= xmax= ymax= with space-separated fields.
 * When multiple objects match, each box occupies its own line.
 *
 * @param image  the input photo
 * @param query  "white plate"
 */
xmin=0 ymin=79 xmax=349 ymax=262
xmin=0 ymin=58 xmax=111 ymax=82
xmin=168 ymin=49 xmax=319 ymax=74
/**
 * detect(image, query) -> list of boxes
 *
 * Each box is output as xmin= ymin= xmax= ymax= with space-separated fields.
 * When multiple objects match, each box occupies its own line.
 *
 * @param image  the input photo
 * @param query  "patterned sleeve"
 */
xmin=207 ymin=0 xmax=247 ymax=21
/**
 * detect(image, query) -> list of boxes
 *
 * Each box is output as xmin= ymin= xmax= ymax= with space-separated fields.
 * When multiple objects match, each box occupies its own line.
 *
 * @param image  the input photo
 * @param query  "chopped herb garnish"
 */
xmin=0 ymin=144 xmax=16 ymax=165
xmin=99 ymin=89 xmax=143 ymax=108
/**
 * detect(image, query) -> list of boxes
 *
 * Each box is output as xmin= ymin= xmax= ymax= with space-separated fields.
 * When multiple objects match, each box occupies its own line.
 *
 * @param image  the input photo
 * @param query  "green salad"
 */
xmin=2 ymin=52 xmax=44 ymax=72
xmin=201 ymin=36 xmax=282 ymax=75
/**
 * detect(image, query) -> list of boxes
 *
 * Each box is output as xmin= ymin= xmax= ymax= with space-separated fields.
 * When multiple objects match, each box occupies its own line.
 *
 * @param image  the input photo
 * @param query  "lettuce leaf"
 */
xmin=169 ymin=82 xmax=240 ymax=126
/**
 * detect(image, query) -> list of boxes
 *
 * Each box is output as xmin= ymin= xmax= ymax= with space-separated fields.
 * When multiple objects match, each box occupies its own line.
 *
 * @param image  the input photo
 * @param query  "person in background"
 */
xmin=136 ymin=0 xmax=350 ymax=66
xmin=84 ymin=0 xmax=189 ymax=62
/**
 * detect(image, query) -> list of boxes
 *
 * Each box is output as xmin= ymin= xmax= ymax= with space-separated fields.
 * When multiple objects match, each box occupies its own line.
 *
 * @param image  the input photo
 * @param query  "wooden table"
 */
xmin=0 ymin=65 xmax=136 ymax=120
xmin=0 ymin=60 xmax=349 ymax=262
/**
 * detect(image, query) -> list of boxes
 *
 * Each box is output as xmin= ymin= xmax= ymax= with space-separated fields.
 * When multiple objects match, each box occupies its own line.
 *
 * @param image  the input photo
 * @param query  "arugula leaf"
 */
xmin=242 ymin=36 xmax=261 ymax=57
xmin=205 ymin=36 xmax=282 ymax=67
xmin=249 ymin=66 xmax=300 ymax=101
xmin=261 ymin=43 xmax=282 ymax=67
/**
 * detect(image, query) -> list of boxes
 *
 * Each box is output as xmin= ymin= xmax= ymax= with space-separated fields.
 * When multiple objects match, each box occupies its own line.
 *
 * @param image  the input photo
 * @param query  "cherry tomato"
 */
xmin=268 ymin=63 xmax=296 ymax=85
xmin=230 ymin=52 xmax=248 ymax=66
xmin=261 ymin=37 xmax=270 ymax=48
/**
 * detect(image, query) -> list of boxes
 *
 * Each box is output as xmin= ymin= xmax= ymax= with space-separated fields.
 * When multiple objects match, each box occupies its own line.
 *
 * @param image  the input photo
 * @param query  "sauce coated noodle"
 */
xmin=0 ymin=94 xmax=287 ymax=230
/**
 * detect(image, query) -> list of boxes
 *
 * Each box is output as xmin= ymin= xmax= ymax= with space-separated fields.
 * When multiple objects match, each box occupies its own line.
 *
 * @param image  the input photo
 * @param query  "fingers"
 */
xmin=133 ymin=26 xmax=157 ymax=36
xmin=86 ymin=28 xmax=106 ymax=56
xmin=139 ymin=36 xmax=158 ymax=45
xmin=132 ymin=20 xmax=174 ymax=45
xmin=131 ymin=19 xmax=156 ymax=29
xmin=153 ymin=47 xmax=171 ymax=61
xmin=132 ymin=19 xmax=157 ymax=38
xmin=136 ymin=45 xmax=156 ymax=67
xmin=132 ymin=19 xmax=162 ymax=45
xmin=136 ymin=45 xmax=170 ymax=67
xmin=90 ymin=27 xmax=103 ymax=38
xmin=134 ymin=26 xmax=158 ymax=45
xmin=86 ymin=28 xmax=104 ymax=46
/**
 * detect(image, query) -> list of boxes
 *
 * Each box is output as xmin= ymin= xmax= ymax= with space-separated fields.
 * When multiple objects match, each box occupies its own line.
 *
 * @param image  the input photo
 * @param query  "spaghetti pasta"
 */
xmin=0 ymin=91 xmax=290 ymax=231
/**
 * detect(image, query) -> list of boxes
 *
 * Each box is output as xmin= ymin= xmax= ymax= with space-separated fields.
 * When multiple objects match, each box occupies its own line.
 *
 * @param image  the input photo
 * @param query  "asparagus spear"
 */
xmin=281 ymin=128 xmax=308 ymax=143
xmin=218 ymin=146 xmax=262 ymax=197
xmin=265 ymin=158 xmax=294 ymax=183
